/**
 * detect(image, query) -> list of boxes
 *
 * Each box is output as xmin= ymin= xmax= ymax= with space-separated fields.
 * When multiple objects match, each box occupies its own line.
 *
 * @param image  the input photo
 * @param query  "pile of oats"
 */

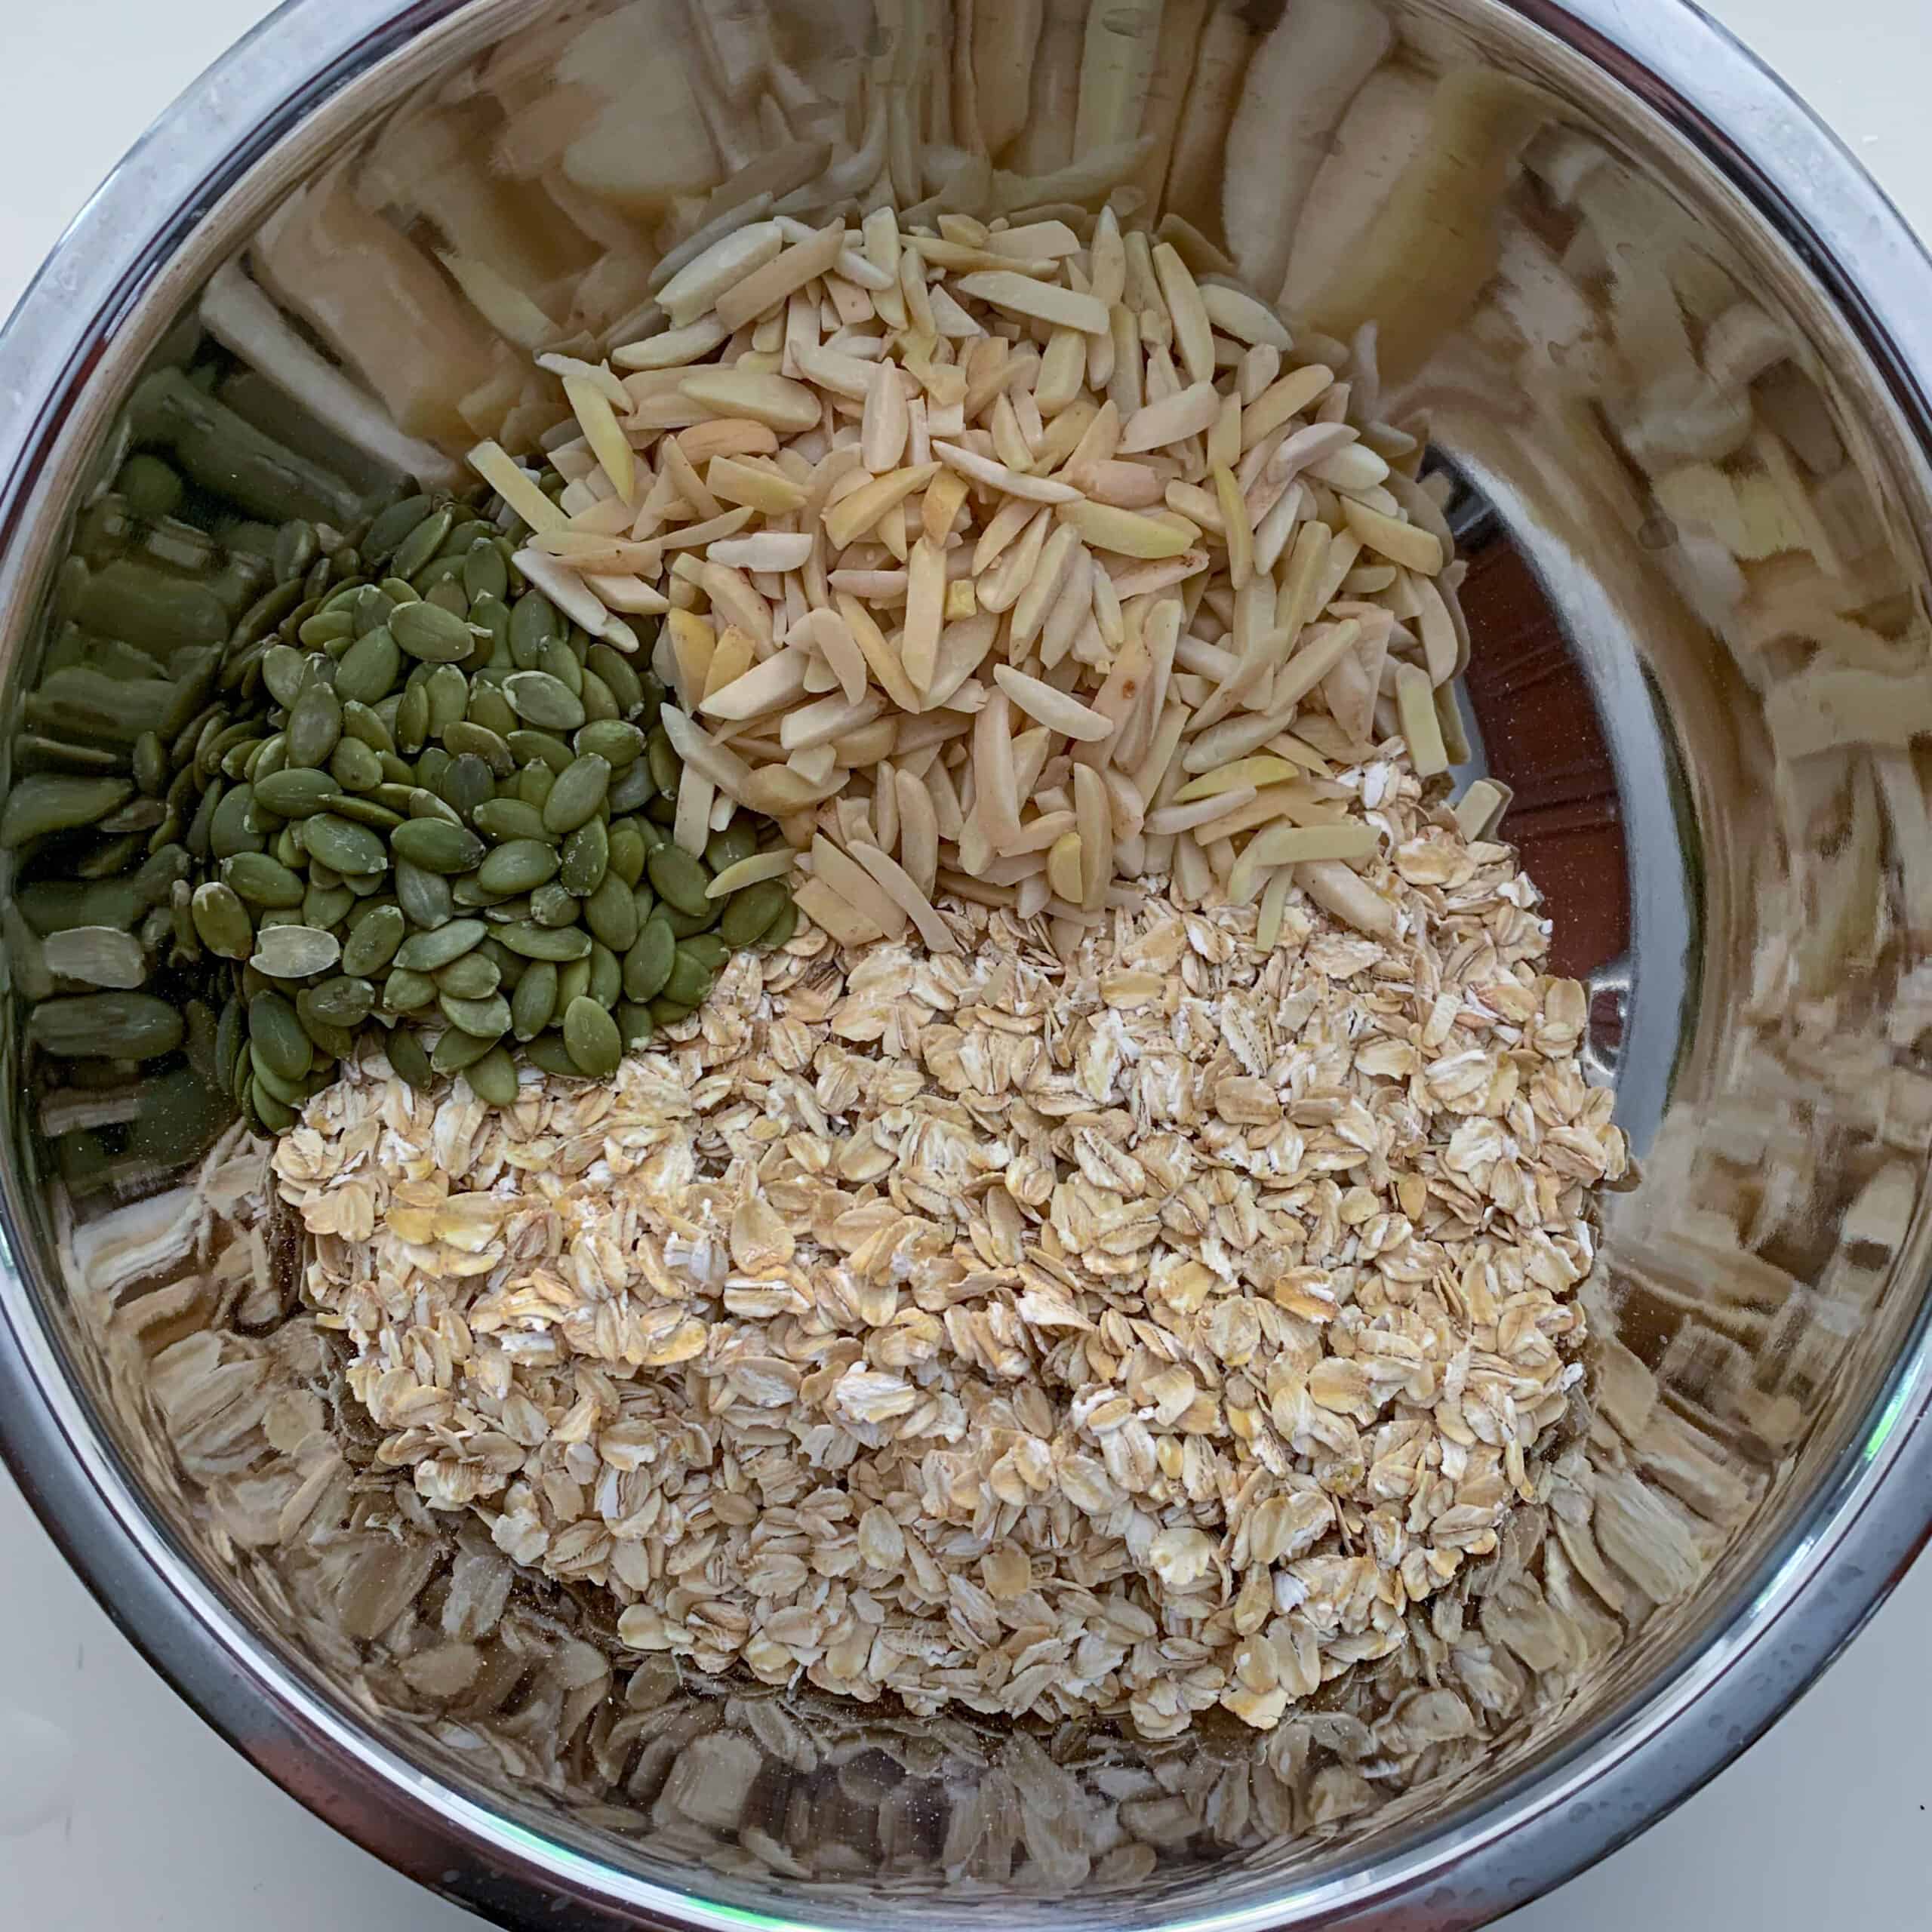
xmin=273 ymin=751 xmax=1625 ymax=1739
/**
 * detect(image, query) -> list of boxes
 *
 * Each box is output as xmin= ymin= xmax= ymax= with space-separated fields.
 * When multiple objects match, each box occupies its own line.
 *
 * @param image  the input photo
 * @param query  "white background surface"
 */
xmin=1 ymin=4 xmax=1928 ymax=1927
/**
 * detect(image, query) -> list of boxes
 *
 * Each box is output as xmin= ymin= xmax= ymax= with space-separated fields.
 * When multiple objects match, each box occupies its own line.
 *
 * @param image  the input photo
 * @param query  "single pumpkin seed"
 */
xmin=247 ymin=991 xmax=312 ymax=1079
xmin=439 ymin=991 xmax=511 ymax=1039
xmin=431 ymin=1024 xmax=497 ymax=1073
xmin=706 ymin=821 xmax=758 ymax=872
xmin=439 ymin=752 xmax=495 ymax=820
xmin=608 ymin=760 xmax=656 ymax=814
xmin=720 ymin=878 xmax=792 ymax=949
xmin=585 ymin=871 xmax=640 ymax=951
xmin=497 ymin=921 xmax=592 ymax=961
xmin=543 ymin=753 xmax=611 ymax=835
xmin=224 ymin=851 xmax=305 ymax=908
xmin=304 ymin=975 xmax=376 ymax=1027
xmin=575 ymin=719 xmax=645 ymax=768
xmin=529 ymin=881 xmax=580 ymax=928
xmin=444 ymin=720 xmax=513 ymax=776
xmin=509 ymin=592 xmax=559 ymax=669
xmin=559 ymin=817 xmax=609 ymax=896
xmin=425 ymin=662 xmax=470 ymax=735
xmin=391 ymin=506 xmax=455 ymax=581
xmin=478 ymin=839 xmax=560 ymax=895
xmin=646 ymin=844 xmax=712 ymax=917
xmin=646 ymin=728 xmax=681 ymax=798
xmin=384 ymin=967 xmax=437 ymax=1012
xmin=302 ymin=811 xmax=387 ymax=876
xmin=561 ymin=995 xmax=621 ymax=1076
xmin=504 ymin=670 xmax=585 ymax=731
xmin=390 ymin=817 xmax=484 ymax=873
xmin=758 ymin=897 xmax=798 ymax=949
xmin=617 ymin=1001 xmax=654 ymax=1049
xmin=507 ymin=728 xmax=574 ymax=774
xmin=254 ymin=767 xmax=340 ymax=817
xmin=623 ymin=919 xmax=676 ymax=1002
xmin=473 ymin=797 xmax=549 ymax=843
xmin=384 ymin=1024 xmax=433 ymax=1088
xmin=463 ymin=540 xmax=509 ymax=604
xmin=394 ymin=858 xmax=454 ymax=930
xmin=466 ymin=1044 xmax=519 ymax=1105
xmin=334 ymin=626 xmax=401 ymax=704
xmin=511 ymin=961 xmax=558 ymax=1041
xmin=524 ymin=1032 xmax=584 ymax=1078
xmin=190 ymin=881 xmax=254 ymax=958
xmin=608 ymin=821 xmax=647 ymax=888
xmin=663 ymin=946 xmax=715 ymax=1008
xmin=435 ymin=952 xmax=500 ymax=1000
xmin=251 ymin=924 xmax=340 ymax=980
xmin=286 ymin=680 xmax=343 ymax=767
xmin=342 ymin=902 xmax=405 ymax=977
xmin=329 ymin=735 xmax=383 ymax=793
xmin=394 ymin=919 xmax=488 ymax=972
xmin=0 ymin=774 xmax=134 ymax=848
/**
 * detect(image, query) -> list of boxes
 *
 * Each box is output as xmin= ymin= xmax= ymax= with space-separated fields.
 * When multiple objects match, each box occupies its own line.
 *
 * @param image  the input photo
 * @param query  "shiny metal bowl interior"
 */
xmin=1 ymin=0 xmax=1930 ymax=1927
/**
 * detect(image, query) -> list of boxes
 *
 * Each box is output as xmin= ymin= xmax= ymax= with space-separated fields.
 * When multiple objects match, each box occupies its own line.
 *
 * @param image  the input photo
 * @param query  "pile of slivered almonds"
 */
xmin=269 ymin=202 xmax=1626 ymax=1740
xmin=468 ymin=202 xmax=1508 ymax=952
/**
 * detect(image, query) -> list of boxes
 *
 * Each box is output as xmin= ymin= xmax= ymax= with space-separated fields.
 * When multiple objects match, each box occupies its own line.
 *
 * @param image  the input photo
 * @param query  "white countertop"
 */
xmin=2 ymin=4 xmax=1928 ymax=1925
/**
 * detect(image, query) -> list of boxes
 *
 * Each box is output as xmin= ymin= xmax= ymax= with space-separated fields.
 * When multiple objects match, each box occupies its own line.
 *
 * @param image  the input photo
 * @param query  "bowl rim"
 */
xmin=1 ymin=2 xmax=1930 ymax=1928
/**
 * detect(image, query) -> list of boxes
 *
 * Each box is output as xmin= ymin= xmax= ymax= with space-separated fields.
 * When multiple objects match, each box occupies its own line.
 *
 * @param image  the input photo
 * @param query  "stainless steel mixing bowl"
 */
xmin=2 ymin=1 xmax=1930 ymax=1926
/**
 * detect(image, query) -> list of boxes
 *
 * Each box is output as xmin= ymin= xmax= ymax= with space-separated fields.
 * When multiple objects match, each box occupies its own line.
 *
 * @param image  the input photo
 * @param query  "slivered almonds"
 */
xmin=456 ymin=203 xmax=1470 ymax=947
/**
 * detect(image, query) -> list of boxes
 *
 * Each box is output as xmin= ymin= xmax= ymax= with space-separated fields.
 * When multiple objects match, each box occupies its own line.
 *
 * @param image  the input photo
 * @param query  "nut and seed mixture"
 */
xmin=274 ymin=753 xmax=1624 ymax=1737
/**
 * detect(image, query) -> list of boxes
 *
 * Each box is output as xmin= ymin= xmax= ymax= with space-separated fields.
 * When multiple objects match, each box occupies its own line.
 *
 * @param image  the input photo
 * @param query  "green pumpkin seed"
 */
xmin=542 ymin=753 xmax=611 ymax=836
xmin=608 ymin=821 xmax=647 ymax=888
xmin=394 ymin=858 xmax=454 ymax=930
xmin=758 ymin=897 xmax=798 ymax=949
xmin=473 ymin=797 xmax=549 ymax=843
xmin=497 ymin=921 xmax=592 ymax=961
xmin=646 ymin=844 xmax=712 ymax=918
xmin=662 ymin=899 xmax=720 ymax=937
xmin=616 ymin=1001 xmax=654 ymax=1049
xmin=364 ymin=495 xmax=434 ymax=565
xmin=504 ymin=670 xmax=586 ymax=731
xmin=706 ymin=821 xmax=758 ymax=872
xmin=340 ymin=700 xmax=395 ymax=754
xmin=41 ymin=925 xmax=146 ymax=989
xmin=303 ymin=884 xmax=357 ymax=933
xmin=384 ymin=1024 xmax=433 ymax=1088
xmin=395 ymin=678 xmax=430 ymax=755
xmin=516 ymin=763 xmax=555 ymax=812
xmin=389 ymin=598 xmax=477 ymax=663
xmin=561 ymin=995 xmax=621 ymax=1076
xmin=586 ymin=942 xmax=621 ymax=1011
xmin=440 ymin=991 xmax=511 ymax=1039
xmin=190 ymin=881 xmax=254 ymax=958
xmin=335 ymin=626 xmax=402 ymax=706
xmin=462 ymin=540 xmax=509 ymax=604
xmin=720 ymin=878 xmax=792 ymax=949
xmin=341 ymin=903 xmax=405 ymax=975
xmin=524 ymin=1032 xmax=584 ymax=1078
xmin=29 ymin=992 xmax=183 ymax=1060
xmin=466 ymin=685 xmax=517 ymax=740
xmin=247 ymin=992 xmax=312 ymax=1079
xmin=439 ymin=752 xmax=495 ymax=821
xmin=507 ymin=728 xmax=574 ymax=774
xmin=329 ymin=736 xmax=383 ymax=793
xmin=395 ymin=920 xmax=488 ymax=973
xmin=623 ymin=919 xmax=676 ymax=1002
xmin=575 ymin=719 xmax=644 ymax=768
xmin=608 ymin=761 xmax=656 ymax=814
xmin=249 ymin=1078 xmax=298 ymax=1133
xmin=444 ymin=720 xmax=513 ymax=775
xmin=304 ymin=975 xmax=376 ymax=1027
xmin=664 ymin=946 xmax=715 ymax=1008
xmin=632 ymin=881 xmax=657 ymax=934
xmin=680 ymin=933 xmax=730 ymax=974
xmin=584 ymin=870 xmax=641 ymax=951
xmin=286 ymin=681 xmax=343 ymax=768
xmin=466 ymin=1044 xmax=519 ymax=1105
xmin=425 ymin=663 xmax=470 ymax=737
xmin=478 ymin=839 xmax=560 ymax=895
xmin=326 ymin=794 xmax=405 ymax=832
xmin=301 ymin=811 xmax=387 ymax=876
xmin=405 ymin=786 xmax=463 ymax=829
xmin=646 ymin=728 xmax=681 ymax=798
xmin=132 ymin=731 xmax=170 ymax=797
xmin=297 ymin=610 xmax=352 ymax=649
xmin=272 ymin=825 xmax=305 ymax=869
xmin=384 ymin=968 xmax=437 ymax=1012
xmin=529 ymin=882 xmax=579 ymax=928
xmin=511 ymin=961 xmax=558 ymax=1041
xmin=432 ymin=1025 xmax=497 ymax=1073
xmin=294 ymin=1000 xmax=357 ymax=1063
xmin=391 ymin=507 xmax=454 ymax=581
xmin=559 ymin=817 xmax=609 ymax=897
xmin=254 ymin=767 xmax=340 ymax=817
xmin=586 ymin=644 xmax=645 ymax=718
xmin=509 ymin=592 xmax=559 ymax=669
xmin=251 ymin=924 xmax=341 ymax=980
xmin=391 ymin=817 xmax=484 ymax=874
xmin=648 ymin=997 xmax=695 ymax=1027
xmin=579 ymin=669 xmax=619 ymax=724
xmin=224 ymin=851 xmax=305 ymax=908
xmin=435 ymin=952 xmax=500 ymax=1000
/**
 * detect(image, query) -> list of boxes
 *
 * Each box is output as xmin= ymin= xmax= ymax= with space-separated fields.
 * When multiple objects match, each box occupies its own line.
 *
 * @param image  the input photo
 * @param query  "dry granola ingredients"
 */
xmin=274 ymin=752 xmax=1623 ymax=1738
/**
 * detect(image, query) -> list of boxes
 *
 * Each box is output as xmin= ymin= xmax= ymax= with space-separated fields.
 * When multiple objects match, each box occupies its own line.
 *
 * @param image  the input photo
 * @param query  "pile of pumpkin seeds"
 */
xmin=5 ymin=352 xmax=795 ymax=1156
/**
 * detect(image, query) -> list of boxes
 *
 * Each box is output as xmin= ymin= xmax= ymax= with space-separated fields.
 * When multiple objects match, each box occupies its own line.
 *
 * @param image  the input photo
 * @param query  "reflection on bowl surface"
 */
xmin=0 ymin=2 xmax=1930 ymax=1930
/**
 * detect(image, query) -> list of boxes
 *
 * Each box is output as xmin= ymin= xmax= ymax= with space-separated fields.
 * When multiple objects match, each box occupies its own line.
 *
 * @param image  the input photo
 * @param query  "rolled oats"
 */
xmin=272 ymin=755 xmax=1625 ymax=1739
